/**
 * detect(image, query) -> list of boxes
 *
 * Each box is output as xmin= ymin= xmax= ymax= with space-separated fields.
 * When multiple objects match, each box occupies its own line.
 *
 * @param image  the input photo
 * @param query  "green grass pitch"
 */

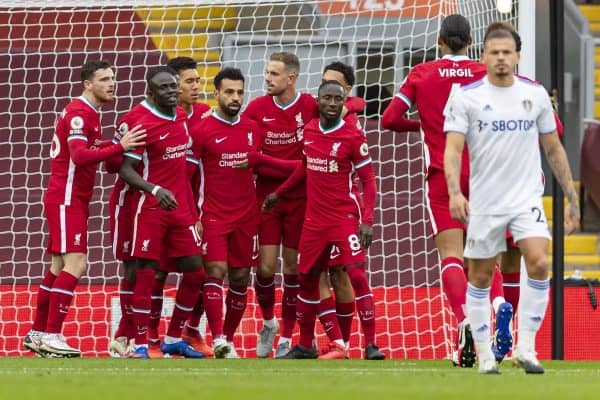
xmin=1 ymin=358 xmax=599 ymax=400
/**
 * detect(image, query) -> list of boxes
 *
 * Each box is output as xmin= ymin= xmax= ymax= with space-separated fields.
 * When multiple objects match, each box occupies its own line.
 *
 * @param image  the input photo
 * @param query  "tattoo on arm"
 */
xmin=445 ymin=152 xmax=462 ymax=196
xmin=544 ymin=142 xmax=578 ymax=204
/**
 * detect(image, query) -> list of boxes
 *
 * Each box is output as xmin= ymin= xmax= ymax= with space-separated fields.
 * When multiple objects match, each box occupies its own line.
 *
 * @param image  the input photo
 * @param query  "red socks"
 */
xmin=187 ymin=271 xmax=206 ymax=328
xmin=148 ymin=277 xmax=165 ymax=337
xmin=31 ymin=270 xmax=57 ymax=332
xmin=132 ymin=269 xmax=154 ymax=346
xmin=336 ymin=301 xmax=355 ymax=344
xmin=297 ymin=274 xmax=320 ymax=349
xmin=281 ymin=274 xmax=299 ymax=338
xmin=441 ymin=257 xmax=467 ymax=323
xmin=45 ymin=271 xmax=78 ymax=334
xmin=318 ymin=296 xmax=343 ymax=342
xmin=255 ymin=274 xmax=275 ymax=321
xmin=203 ymin=277 xmax=224 ymax=338
xmin=223 ymin=285 xmax=248 ymax=342
xmin=348 ymin=267 xmax=376 ymax=345
xmin=114 ymin=278 xmax=134 ymax=339
xmin=502 ymin=271 xmax=521 ymax=311
xmin=490 ymin=264 xmax=505 ymax=302
xmin=166 ymin=270 xmax=204 ymax=338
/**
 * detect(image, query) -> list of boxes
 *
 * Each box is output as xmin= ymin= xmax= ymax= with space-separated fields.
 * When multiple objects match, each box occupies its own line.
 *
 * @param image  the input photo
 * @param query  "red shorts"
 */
xmin=258 ymin=197 xmax=305 ymax=249
xmin=425 ymin=168 xmax=469 ymax=235
xmin=44 ymin=203 xmax=88 ymax=254
xmin=506 ymin=231 xmax=519 ymax=249
xmin=109 ymin=189 xmax=136 ymax=261
xmin=297 ymin=221 xmax=366 ymax=274
xmin=132 ymin=209 xmax=202 ymax=261
xmin=201 ymin=214 xmax=259 ymax=268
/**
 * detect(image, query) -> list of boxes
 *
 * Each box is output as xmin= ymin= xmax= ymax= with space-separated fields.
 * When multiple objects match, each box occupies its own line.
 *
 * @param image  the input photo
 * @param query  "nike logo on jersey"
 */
xmin=262 ymin=117 xmax=276 ymax=122
xmin=159 ymin=133 xmax=170 ymax=140
xmin=304 ymin=141 xmax=314 ymax=145
xmin=351 ymin=250 xmax=362 ymax=256
xmin=215 ymin=137 xmax=227 ymax=143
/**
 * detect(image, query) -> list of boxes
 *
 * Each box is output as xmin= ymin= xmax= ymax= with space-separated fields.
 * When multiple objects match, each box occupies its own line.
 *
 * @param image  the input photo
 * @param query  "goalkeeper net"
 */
xmin=0 ymin=0 xmax=517 ymax=358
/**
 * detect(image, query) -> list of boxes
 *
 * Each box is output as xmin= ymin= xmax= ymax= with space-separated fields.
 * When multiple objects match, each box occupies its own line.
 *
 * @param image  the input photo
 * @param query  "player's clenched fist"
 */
xmin=153 ymin=186 xmax=178 ymax=210
xmin=262 ymin=192 xmax=280 ymax=211
xmin=358 ymin=223 xmax=373 ymax=249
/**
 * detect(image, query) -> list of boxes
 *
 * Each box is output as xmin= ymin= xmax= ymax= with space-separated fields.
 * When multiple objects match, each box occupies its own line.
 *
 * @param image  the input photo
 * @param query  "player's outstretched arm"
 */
xmin=69 ymin=125 xmax=146 ymax=167
xmin=540 ymin=132 xmax=580 ymax=233
xmin=273 ymin=158 xmax=307 ymax=199
xmin=234 ymin=151 xmax=301 ymax=179
xmin=381 ymin=97 xmax=421 ymax=133
xmin=444 ymin=132 xmax=469 ymax=223
xmin=119 ymin=156 xmax=178 ymax=210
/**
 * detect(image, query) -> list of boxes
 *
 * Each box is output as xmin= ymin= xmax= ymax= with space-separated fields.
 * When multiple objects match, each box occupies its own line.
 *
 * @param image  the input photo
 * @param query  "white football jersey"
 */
xmin=443 ymin=76 xmax=556 ymax=215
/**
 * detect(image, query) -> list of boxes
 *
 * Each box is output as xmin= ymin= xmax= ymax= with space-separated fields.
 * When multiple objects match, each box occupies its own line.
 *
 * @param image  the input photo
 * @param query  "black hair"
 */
xmin=80 ymin=60 xmax=112 ymax=82
xmin=318 ymin=79 xmax=345 ymax=95
xmin=439 ymin=14 xmax=472 ymax=52
xmin=166 ymin=57 xmax=198 ymax=74
xmin=323 ymin=61 xmax=355 ymax=87
xmin=214 ymin=67 xmax=245 ymax=90
xmin=146 ymin=66 xmax=178 ymax=87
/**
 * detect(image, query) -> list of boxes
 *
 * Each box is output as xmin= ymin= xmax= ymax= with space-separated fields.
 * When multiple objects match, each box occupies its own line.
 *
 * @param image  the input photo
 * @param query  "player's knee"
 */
xmin=526 ymin=255 xmax=549 ymax=279
xmin=228 ymin=268 xmax=251 ymax=287
xmin=468 ymin=268 xmax=493 ymax=288
xmin=282 ymin=262 xmax=297 ymax=275
xmin=123 ymin=260 xmax=137 ymax=282
xmin=62 ymin=253 xmax=87 ymax=278
xmin=205 ymin=263 xmax=227 ymax=279
xmin=282 ymin=250 xmax=298 ymax=274
xmin=257 ymin=258 xmax=277 ymax=277
xmin=154 ymin=269 xmax=167 ymax=282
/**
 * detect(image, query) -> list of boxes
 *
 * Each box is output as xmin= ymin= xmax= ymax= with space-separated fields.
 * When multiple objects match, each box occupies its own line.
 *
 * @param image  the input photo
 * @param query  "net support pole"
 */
xmin=518 ymin=0 xmax=536 ymax=79
xmin=549 ymin=0 xmax=565 ymax=361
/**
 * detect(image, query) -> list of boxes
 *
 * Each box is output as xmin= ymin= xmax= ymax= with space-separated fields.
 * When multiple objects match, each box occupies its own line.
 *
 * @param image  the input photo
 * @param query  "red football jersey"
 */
xmin=397 ymin=55 xmax=485 ymax=173
xmin=187 ymin=102 xmax=212 ymax=127
xmin=45 ymin=96 xmax=122 ymax=207
xmin=124 ymin=101 xmax=194 ymax=222
xmin=188 ymin=112 xmax=259 ymax=229
xmin=302 ymin=119 xmax=372 ymax=226
xmin=244 ymin=93 xmax=318 ymax=199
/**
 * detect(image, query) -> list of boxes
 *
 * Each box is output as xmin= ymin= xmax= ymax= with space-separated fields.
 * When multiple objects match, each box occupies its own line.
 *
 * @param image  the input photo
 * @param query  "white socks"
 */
xmin=466 ymin=283 xmax=494 ymax=360
xmin=517 ymin=276 xmax=550 ymax=352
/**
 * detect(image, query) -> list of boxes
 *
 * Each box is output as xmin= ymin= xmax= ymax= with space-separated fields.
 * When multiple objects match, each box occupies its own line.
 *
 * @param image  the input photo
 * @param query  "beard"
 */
xmin=221 ymin=102 xmax=241 ymax=117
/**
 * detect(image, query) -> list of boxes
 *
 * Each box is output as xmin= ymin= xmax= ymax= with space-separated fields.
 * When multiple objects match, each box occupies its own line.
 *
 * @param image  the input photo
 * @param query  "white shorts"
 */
xmin=464 ymin=203 xmax=551 ymax=259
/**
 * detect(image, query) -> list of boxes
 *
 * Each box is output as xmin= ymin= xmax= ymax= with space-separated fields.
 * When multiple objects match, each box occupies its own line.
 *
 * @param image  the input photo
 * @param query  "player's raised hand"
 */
xmin=154 ymin=187 xmax=178 ymax=210
xmin=449 ymin=192 xmax=469 ymax=224
xmin=232 ymin=159 xmax=249 ymax=169
xmin=358 ymin=223 xmax=373 ymax=249
xmin=565 ymin=200 xmax=580 ymax=234
xmin=119 ymin=124 xmax=146 ymax=151
xmin=262 ymin=193 xmax=280 ymax=211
